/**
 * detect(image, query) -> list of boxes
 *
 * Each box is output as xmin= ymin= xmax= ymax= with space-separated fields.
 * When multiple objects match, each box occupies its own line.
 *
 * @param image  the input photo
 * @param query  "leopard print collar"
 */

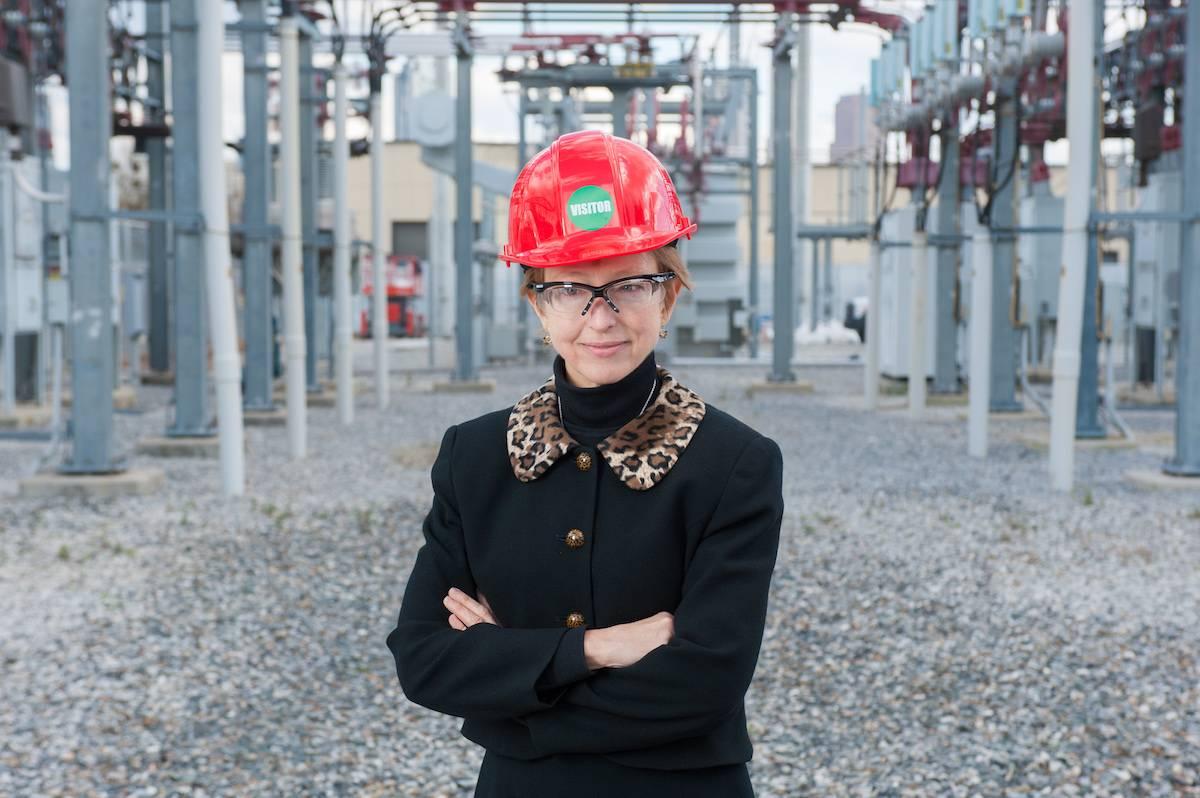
xmin=506 ymin=367 xmax=707 ymax=491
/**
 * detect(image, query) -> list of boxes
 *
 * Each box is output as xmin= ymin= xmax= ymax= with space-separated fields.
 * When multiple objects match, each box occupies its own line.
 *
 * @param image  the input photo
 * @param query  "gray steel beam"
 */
xmin=1075 ymin=8 xmax=1106 ymax=439
xmin=241 ymin=0 xmax=273 ymax=410
xmin=989 ymin=80 xmax=1022 ymax=412
xmin=454 ymin=20 xmax=477 ymax=382
xmin=933 ymin=122 xmax=960 ymax=393
xmin=62 ymin=3 xmax=117 ymax=472
xmin=300 ymin=33 xmax=319 ymax=392
xmin=1166 ymin=0 xmax=1200 ymax=476
xmin=516 ymin=88 xmax=530 ymax=357
xmin=748 ymin=70 xmax=760 ymax=359
xmin=768 ymin=16 xmax=795 ymax=382
xmin=611 ymin=87 xmax=630 ymax=138
xmin=146 ymin=1 xmax=170 ymax=374
xmin=168 ymin=0 xmax=212 ymax=437
xmin=822 ymin=236 xmax=833 ymax=323
xmin=809 ymin=238 xmax=818 ymax=332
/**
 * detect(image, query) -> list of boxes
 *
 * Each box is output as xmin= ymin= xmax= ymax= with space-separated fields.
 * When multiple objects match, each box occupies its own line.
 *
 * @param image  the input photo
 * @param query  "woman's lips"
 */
xmin=581 ymin=342 xmax=626 ymax=357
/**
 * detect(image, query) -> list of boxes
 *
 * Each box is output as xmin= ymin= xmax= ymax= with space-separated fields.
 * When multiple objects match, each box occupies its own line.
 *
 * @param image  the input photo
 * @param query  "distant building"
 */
xmin=829 ymin=92 xmax=878 ymax=162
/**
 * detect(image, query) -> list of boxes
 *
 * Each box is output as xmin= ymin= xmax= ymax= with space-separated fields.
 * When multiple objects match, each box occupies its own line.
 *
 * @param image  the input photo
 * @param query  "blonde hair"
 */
xmin=519 ymin=245 xmax=693 ymax=301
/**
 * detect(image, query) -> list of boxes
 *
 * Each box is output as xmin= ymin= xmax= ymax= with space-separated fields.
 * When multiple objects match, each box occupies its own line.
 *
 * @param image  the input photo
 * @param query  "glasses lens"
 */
xmin=541 ymin=285 xmax=591 ymax=316
xmin=607 ymin=278 xmax=661 ymax=311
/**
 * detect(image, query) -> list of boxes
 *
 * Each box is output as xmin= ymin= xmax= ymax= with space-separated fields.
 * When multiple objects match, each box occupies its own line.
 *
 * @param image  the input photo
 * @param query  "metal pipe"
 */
xmin=146 ymin=0 xmax=171 ymax=375
xmin=768 ymin=15 xmax=795 ymax=383
xmin=748 ymin=70 xmax=760 ymax=360
xmin=864 ymin=240 xmax=881 ymax=408
xmin=453 ymin=18 xmax=477 ymax=382
xmin=1048 ymin=0 xmax=1096 ymax=490
xmin=370 ymin=89 xmax=389 ymax=408
xmin=279 ymin=12 xmax=308 ymax=459
xmin=968 ymin=229 xmax=993 ymax=457
xmin=0 ymin=134 xmax=13 ymax=416
xmin=1166 ymin=0 xmax=1200 ymax=476
xmin=333 ymin=61 xmax=354 ymax=426
xmin=197 ymin=0 xmax=245 ymax=496
xmin=908 ymin=230 xmax=928 ymax=417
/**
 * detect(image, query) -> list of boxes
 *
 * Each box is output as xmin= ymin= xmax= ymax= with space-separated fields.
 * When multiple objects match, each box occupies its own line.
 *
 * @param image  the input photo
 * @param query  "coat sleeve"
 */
xmin=386 ymin=425 xmax=594 ymax=721
xmin=519 ymin=434 xmax=785 ymax=754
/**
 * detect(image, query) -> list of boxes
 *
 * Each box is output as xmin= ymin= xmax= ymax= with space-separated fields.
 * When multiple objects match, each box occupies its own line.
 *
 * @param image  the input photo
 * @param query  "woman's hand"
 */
xmin=583 ymin=611 xmax=674 ymax=670
xmin=443 ymin=587 xmax=500 ymax=630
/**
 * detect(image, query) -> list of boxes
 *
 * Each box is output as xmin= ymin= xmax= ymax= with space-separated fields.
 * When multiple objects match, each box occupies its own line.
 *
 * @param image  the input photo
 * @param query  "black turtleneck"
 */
xmin=553 ymin=351 xmax=660 ymax=446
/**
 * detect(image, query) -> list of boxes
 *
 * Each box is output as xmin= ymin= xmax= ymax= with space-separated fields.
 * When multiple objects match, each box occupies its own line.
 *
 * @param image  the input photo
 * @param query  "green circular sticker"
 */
xmin=566 ymin=185 xmax=615 ymax=231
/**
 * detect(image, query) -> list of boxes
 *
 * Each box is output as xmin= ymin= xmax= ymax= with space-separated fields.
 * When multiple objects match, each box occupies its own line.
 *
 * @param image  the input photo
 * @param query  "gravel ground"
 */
xmin=1 ymin=344 xmax=1198 ymax=797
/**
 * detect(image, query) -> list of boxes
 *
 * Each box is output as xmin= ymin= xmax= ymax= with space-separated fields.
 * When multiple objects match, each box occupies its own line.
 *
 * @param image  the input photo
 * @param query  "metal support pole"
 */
xmin=1166 ymin=0 xmax=1200 ymax=476
xmin=168 ymin=0 xmax=211 ymax=437
xmin=299 ymin=32 xmax=319 ymax=392
xmin=611 ymin=87 xmax=630 ymax=139
xmin=864 ymin=240 xmax=881 ymax=408
xmin=516 ymin=88 xmax=530 ymax=358
xmin=241 ymin=0 xmax=273 ymax=411
xmin=279 ymin=11 xmax=308 ymax=459
xmin=909 ymin=231 xmax=929 ymax=417
xmin=1 ymin=134 xmax=14 ymax=417
xmin=933 ymin=122 xmax=960 ymax=393
xmin=197 ymin=0 xmax=245 ymax=496
xmin=768 ymin=15 xmax=795 ymax=383
xmin=822 ymin=236 xmax=833 ymax=323
xmin=809 ymin=238 xmax=819 ymax=331
xmin=1048 ymin=0 xmax=1098 ymax=490
xmin=63 ymin=2 xmax=117 ymax=472
xmin=333 ymin=61 xmax=354 ymax=426
xmin=146 ymin=1 xmax=170 ymax=374
xmin=990 ymin=80 xmax=1022 ymax=412
xmin=748 ymin=71 xmax=760 ymax=359
xmin=370 ymin=88 xmax=389 ymax=407
xmin=453 ymin=18 xmax=477 ymax=382
xmin=794 ymin=18 xmax=811 ymax=338
xmin=968 ymin=230 xmax=994 ymax=457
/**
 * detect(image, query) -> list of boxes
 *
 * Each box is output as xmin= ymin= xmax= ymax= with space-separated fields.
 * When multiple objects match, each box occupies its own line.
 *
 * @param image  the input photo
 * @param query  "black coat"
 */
xmin=386 ymin=367 xmax=785 ymax=786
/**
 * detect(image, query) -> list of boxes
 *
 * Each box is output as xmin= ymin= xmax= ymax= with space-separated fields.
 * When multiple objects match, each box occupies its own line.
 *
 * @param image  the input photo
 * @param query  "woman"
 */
xmin=386 ymin=130 xmax=784 ymax=797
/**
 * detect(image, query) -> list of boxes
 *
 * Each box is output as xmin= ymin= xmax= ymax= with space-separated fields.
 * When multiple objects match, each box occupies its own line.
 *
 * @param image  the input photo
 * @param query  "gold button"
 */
xmin=565 ymin=529 xmax=586 ymax=549
xmin=575 ymin=451 xmax=593 ymax=471
xmin=565 ymin=612 xmax=585 ymax=628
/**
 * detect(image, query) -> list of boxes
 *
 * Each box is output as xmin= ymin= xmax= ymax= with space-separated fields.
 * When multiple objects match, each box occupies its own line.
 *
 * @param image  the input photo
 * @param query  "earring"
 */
xmin=542 ymin=334 xmax=552 ymax=346
xmin=659 ymin=328 xmax=669 ymax=339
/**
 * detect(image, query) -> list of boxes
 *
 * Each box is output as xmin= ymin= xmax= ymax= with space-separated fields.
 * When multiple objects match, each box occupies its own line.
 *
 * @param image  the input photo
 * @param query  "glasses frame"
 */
xmin=531 ymin=271 xmax=677 ymax=317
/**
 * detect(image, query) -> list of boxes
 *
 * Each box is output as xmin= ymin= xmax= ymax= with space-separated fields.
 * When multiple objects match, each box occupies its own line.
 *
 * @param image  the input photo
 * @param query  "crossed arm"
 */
xmin=385 ymin=425 xmax=784 ymax=753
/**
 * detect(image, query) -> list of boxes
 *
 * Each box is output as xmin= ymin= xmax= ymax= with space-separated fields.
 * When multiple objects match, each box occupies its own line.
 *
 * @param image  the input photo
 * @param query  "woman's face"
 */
xmin=527 ymin=251 xmax=677 ymax=388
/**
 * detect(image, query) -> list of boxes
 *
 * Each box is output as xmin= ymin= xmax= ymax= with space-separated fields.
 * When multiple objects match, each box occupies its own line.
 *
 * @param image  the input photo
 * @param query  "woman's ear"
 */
xmin=660 ymin=282 xmax=680 ymax=324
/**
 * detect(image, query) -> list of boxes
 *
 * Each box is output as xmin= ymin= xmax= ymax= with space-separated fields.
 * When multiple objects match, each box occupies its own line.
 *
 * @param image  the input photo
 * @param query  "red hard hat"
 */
xmin=502 ymin=130 xmax=697 ymax=269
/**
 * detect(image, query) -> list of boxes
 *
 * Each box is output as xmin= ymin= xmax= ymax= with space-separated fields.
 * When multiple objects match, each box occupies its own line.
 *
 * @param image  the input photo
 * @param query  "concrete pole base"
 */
xmin=432 ymin=379 xmax=496 ymax=394
xmin=19 ymin=468 xmax=165 ymax=500
xmin=136 ymin=436 xmax=220 ymax=458
xmin=61 ymin=385 xmax=138 ymax=410
xmin=0 ymin=405 xmax=54 ymax=429
xmin=1125 ymin=469 xmax=1200 ymax=491
xmin=747 ymin=381 xmax=814 ymax=397
xmin=244 ymin=408 xmax=288 ymax=427
xmin=140 ymin=370 xmax=175 ymax=386
xmin=1017 ymin=432 xmax=1139 ymax=452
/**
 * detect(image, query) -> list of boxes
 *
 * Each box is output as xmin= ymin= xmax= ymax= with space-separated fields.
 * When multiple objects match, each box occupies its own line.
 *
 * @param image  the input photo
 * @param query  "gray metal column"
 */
xmin=768 ymin=15 xmax=795 ymax=382
xmin=168 ymin=0 xmax=211 ymax=437
xmin=1074 ymin=8 xmax=1106 ymax=438
xmin=62 ymin=3 xmax=117 ymax=472
xmin=809 ymin=238 xmax=819 ymax=331
xmin=612 ymin=88 xmax=630 ymax=139
xmin=1166 ymin=0 xmax=1200 ymax=476
xmin=989 ymin=80 xmax=1022 ymax=411
xmin=516 ymin=89 xmax=530 ymax=357
xmin=933 ymin=123 xmax=960 ymax=393
xmin=300 ymin=31 xmax=319 ymax=391
xmin=241 ymin=0 xmax=273 ymax=410
xmin=822 ymin=236 xmax=833 ymax=323
xmin=748 ymin=71 xmax=760 ymax=359
xmin=453 ymin=18 xmax=477 ymax=382
xmin=146 ymin=1 xmax=171 ymax=374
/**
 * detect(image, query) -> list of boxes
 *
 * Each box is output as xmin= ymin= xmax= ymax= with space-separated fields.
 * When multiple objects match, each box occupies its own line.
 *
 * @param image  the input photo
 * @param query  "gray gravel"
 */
xmin=2 ymin=345 xmax=1198 ymax=797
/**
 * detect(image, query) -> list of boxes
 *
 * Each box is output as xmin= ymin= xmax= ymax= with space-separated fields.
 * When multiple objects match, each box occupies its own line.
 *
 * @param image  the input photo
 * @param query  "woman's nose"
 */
xmin=584 ymin=297 xmax=619 ymax=326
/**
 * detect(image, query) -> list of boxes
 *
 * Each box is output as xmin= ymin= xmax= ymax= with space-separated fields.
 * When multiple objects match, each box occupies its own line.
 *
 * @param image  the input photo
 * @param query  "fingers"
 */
xmin=443 ymin=587 xmax=498 ymax=628
xmin=448 ymin=614 xmax=467 ymax=631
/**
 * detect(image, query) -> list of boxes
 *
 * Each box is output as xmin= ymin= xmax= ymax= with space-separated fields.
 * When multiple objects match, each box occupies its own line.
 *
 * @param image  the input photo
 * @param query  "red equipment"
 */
xmin=360 ymin=253 xmax=425 ymax=338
